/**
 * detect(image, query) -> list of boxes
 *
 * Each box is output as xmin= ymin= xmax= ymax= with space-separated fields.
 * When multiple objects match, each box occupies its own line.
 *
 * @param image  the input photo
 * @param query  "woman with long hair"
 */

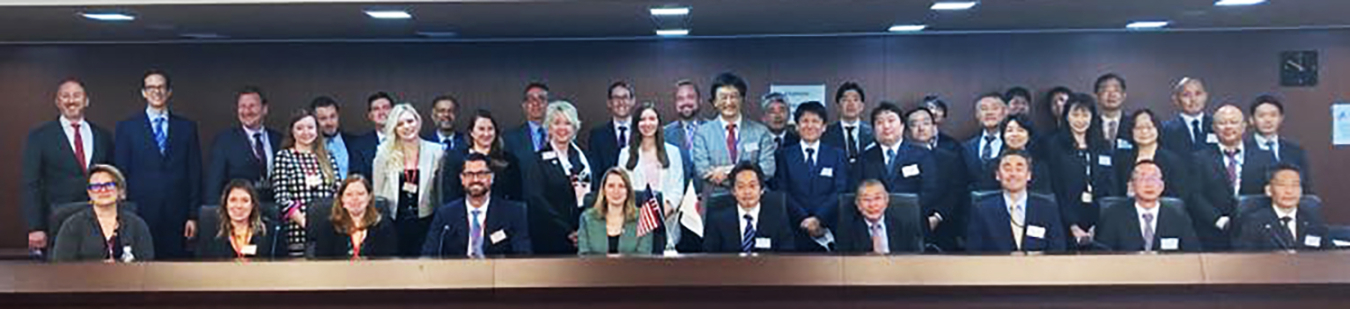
xmin=197 ymin=179 xmax=276 ymax=260
xmin=271 ymin=109 xmax=339 ymax=257
xmin=438 ymin=109 xmax=524 ymax=203
xmin=313 ymin=175 xmax=397 ymax=259
xmin=1045 ymin=93 xmax=1118 ymax=247
xmin=577 ymin=168 xmax=653 ymax=255
xmin=371 ymin=103 xmax=445 ymax=257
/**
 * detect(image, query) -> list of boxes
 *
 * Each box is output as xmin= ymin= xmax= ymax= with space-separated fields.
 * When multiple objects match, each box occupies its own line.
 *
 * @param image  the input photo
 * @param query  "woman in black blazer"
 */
xmin=52 ymin=164 xmax=155 ymax=262
xmin=971 ymin=114 xmax=1053 ymax=193
xmin=439 ymin=110 xmax=525 ymax=204
xmin=312 ymin=175 xmax=397 ymax=259
xmin=1045 ymin=94 xmax=1118 ymax=246
xmin=1111 ymin=109 xmax=1193 ymax=199
xmin=197 ymin=179 xmax=278 ymax=260
xmin=526 ymin=101 xmax=593 ymax=255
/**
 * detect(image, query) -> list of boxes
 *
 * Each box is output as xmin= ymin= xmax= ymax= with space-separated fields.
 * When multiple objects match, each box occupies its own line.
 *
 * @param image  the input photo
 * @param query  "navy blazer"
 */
xmin=821 ymin=122 xmax=873 ymax=162
xmin=21 ymin=119 xmax=114 ymax=233
xmin=853 ymin=143 xmax=942 ymax=218
xmin=1159 ymin=115 xmax=1214 ymax=155
xmin=1043 ymin=132 xmax=1117 ymax=229
xmin=702 ymin=192 xmax=797 ymax=253
xmin=422 ymin=198 xmax=533 ymax=257
xmin=1232 ymin=199 xmax=1331 ymax=251
xmin=114 ymin=111 xmax=203 ymax=239
xmin=421 ymin=130 xmax=469 ymax=154
xmin=961 ymin=133 xmax=1001 ymax=187
xmin=348 ymin=130 xmax=380 ymax=180
xmin=1095 ymin=198 xmax=1201 ymax=252
xmin=1247 ymin=135 xmax=1313 ymax=193
xmin=965 ymin=193 xmax=1067 ymax=252
xmin=587 ymin=121 xmax=630 ymax=183
xmin=1190 ymin=142 xmax=1277 ymax=225
xmin=969 ymin=147 xmax=1054 ymax=194
xmin=204 ymin=127 xmax=281 ymax=204
xmin=772 ymin=142 xmax=849 ymax=227
xmin=834 ymin=196 xmax=925 ymax=254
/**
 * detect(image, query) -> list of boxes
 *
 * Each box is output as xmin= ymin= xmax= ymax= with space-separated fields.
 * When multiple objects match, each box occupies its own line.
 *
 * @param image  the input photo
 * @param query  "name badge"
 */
xmin=541 ymin=151 xmax=558 ymax=160
xmin=754 ymin=237 xmax=772 ymax=249
xmin=1160 ymin=238 xmax=1180 ymax=251
xmin=1081 ymin=192 xmax=1093 ymax=203
xmin=305 ymin=174 xmax=323 ymax=187
xmin=241 ymin=245 xmax=258 ymax=256
xmin=402 ymin=182 xmax=418 ymax=193
xmin=820 ymin=168 xmax=834 ymax=177
xmin=902 ymin=164 xmax=920 ymax=178
xmin=1026 ymin=225 xmax=1046 ymax=239
xmin=743 ymin=143 xmax=759 ymax=153
xmin=1206 ymin=133 xmax=1219 ymax=144
xmin=1334 ymin=240 xmax=1350 ymax=248
xmin=1305 ymin=235 xmax=1323 ymax=248
xmin=1098 ymin=155 xmax=1113 ymax=167
xmin=1116 ymin=139 xmax=1134 ymax=149
xmin=490 ymin=230 xmax=507 ymax=244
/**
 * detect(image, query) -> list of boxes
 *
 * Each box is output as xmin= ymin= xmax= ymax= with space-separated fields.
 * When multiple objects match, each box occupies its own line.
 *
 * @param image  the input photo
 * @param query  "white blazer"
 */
xmin=616 ymin=142 xmax=686 ymax=208
xmin=372 ymin=139 xmax=445 ymax=219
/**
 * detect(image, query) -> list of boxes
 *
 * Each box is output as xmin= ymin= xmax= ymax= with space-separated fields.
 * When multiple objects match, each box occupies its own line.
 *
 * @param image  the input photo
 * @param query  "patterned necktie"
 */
xmin=1224 ymin=149 xmax=1240 ymax=190
xmin=684 ymin=123 xmax=695 ymax=149
xmin=870 ymin=223 xmax=887 ymax=254
xmin=741 ymin=214 xmax=756 ymax=253
xmin=152 ymin=117 xmax=168 ymax=155
xmin=71 ymin=122 xmax=87 ymax=173
xmin=535 ymin=126 xmax=547 ymax=151
xmin=469 ymin=209 xmax=484 ymax=258
xmin=1142 ymin=212 xmax=1156 ymax=251
xmin=981 ymin=135 xmax=996 ymax=161
xmin=726 ymin=124 xmax=738 ymax=162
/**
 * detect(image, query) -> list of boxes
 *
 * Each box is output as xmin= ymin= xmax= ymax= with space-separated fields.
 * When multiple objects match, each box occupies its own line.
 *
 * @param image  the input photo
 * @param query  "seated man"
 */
xmin=965 ymin=151 xmax=1066 ymax=253
xmin=703 ymin=162 xmax=795 ymax=253
xmin=1232 ymin=163 xmax=1330 ymax=250
xmin=1096 ymin=160 xmax=1200 ymax=252
xmin=835 ymin=179 xmax=924 ymax=254
xmin=422 ymin=153 xmax=532 ymax=257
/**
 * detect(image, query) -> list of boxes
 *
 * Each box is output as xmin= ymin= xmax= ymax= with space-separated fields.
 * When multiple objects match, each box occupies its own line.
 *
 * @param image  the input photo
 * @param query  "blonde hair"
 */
xmin=589 ymin=167 xmax=637 ymax=221
xmin=378 ymin=103 xmax=423 ymax=173
xmin=544 ymin=101 xmax=581 ymax=142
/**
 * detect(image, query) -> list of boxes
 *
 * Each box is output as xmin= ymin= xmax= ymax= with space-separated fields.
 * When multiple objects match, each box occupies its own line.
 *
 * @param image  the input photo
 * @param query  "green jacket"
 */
xmin=577 ymin=208 xmax=652 ymax=255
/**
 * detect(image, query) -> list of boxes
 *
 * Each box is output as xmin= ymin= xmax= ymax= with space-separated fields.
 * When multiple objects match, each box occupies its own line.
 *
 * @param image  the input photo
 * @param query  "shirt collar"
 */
xmin=1221 ymin=142 xmax=1245 ymax=155
xmin=719 ymin=115 xmax=743 ymax=130
xmin=1135 ymin=202 xmax=1160 ymax=218
xmin=1254 ymin=134 xmax=1279 ymax=147
xmin=1180 ymin=113 xmax=1204 ymax=125
xmin=1003 ymin=191 xmax=1028 ymax=211
xmin=881 ymin=140 xmax=903 ymax=153
xmin=1272 ymin=204 xmax=1298 ymax=218
xmin=145 ymin=106 xmax=168 ymax=119
xmin=437 ymin=131 xmax=456 ymax=142
xmin=58 ymin=116 xmax=87 ymax=128
xmin=867 ymin=216 xmax=887 ymax=229
xmin=1101 ymin=113 xmax=1121 ymax=122
xmin=737 ymin=203 xmax=762 ymax=221
xmin=839 ymin=119 xmax=861 ymax=128
xmin=800 ymin=140 xmax=820 ymax=153
xmin=468 ymin=196 xmax=492 ymax=213
xmin=243 ymin=125 xmax=265 ymax=136
xmin=613 ymin=117 xmax=631 ymax=129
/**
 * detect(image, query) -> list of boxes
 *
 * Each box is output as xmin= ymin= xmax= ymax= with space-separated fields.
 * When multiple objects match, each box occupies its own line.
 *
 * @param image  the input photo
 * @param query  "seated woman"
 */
xmin=196 ymin=179 xmax=278 ymax=260
xmin=312 ymin=175 xmax=398 ymax=259
xmin=577 ymin=168 xmax=653 ymax=255
xmin=52 ymin=164 xmax=154 ymax=262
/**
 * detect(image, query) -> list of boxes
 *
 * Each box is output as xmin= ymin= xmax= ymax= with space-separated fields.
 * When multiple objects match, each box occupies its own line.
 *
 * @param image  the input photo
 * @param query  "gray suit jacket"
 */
xmin=690 ymin=117 xmax=777 ymax=190
xmin=664 ymin=119 xmax=705 ymax=192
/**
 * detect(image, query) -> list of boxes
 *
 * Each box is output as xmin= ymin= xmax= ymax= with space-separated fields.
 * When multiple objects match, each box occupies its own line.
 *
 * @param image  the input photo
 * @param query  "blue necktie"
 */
xmin=535 ymin=126 xmax=547 ymax=151
xmin=741 ymin=214 xmax=756 ymax=253
xmin=805 ymin=148 xmax=816 ymax=169
xmin=152 ymin=117 xmax=168 ymax=155
xmin=469 ymin=209 xmax=484 ymax=258
xmin=885 ymin=148 xmax=897 ymax=176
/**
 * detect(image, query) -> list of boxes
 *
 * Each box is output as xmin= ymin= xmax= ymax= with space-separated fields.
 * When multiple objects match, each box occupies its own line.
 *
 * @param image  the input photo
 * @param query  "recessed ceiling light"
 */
xmin=888 ymin=24 xmax=927 ymax=32
xmin=365 ymin=10 xmax=412 ymax=19
xmin=656 ymin=29 xmax=689 ymax=36
xmin=81 ymin=12 xmax=135 ymax=21
xmin=1126 ymin=21 xmax=1170 ymax=29
xmin=650 ymin=7 xmax=690 ymax=16
xmin=930 ymin=1 xmax=978 ymax=11
xmin=1215 ymin=0 xmax=1266 ymax=6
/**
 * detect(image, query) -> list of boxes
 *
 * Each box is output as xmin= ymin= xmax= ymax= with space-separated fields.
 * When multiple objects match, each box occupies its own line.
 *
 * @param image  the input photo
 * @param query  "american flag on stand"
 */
xmin=636 ymin=185 xmax=663 ymax=237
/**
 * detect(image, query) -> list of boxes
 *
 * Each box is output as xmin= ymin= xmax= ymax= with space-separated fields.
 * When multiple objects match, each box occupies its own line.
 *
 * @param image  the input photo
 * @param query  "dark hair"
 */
xmin=974 ymin=92 xmax=1006 ymax=107
xmin=996 ymin=149 xmax=1033 ymax=166
xmin=1004 ymin=87 xmax=1031 ymax=102
xmin=794 ymin=101 xmax=828 ymax=122
xmin=216 ymin=179 xmax=266 ymax=238
xmin=999 ymin=114 xmax=1036 ymax=150
xmin=625 ymin=103 xmax=670 ymax=170
xmin=729 ymin=161 xmax=764 ymax=187
xmin=675 ymin=79 xmax=700 ymax=99
xmin=524 ymin=82 xmax=550 ymax=97
xmin=1058 ymin=93 xmax=1107 ymax=150
xmin=1127 ymin=108 xmax=1160 ymax=141
xmin=1133 ymin=159 xmax=1162 ymax=179
xmin=309 ymin=96 xmax=339 ymax=112
xmin=466 ymin=109 xmax=510 ymax=170
xmin=870 ymin=102 xmax=907 ymax=126
xmin=922 ymin=95 xmax=948 ymax=113
xmin=58 ymin=77 xmax=85 ymax=89
xmin=1266 ymin=162 xmax=1303 ymax=181
xmin=1044 ymin=86 xmax=1073 ymax=120
xmin=1094 ymin=73 xmax=1126 ymax=94
xmin=280 ymin=109 xmax=335 ymax=182
xmin=835 ymin=81 xmax=866 ymax=103
xmin=904 ymin=106 xmax=934 ymax=122
xmin=366 ymin=92 xmax=395 ymax=112
xmin=709 ymin=72 xmax=748 ymax=100
xmin=236 ymin=86 xmax=266 ymax=105
xmin=1249 ymin=94 xmax=1285 ymax=116
xmin=143 ymin=69 xmax=171 ymax=89
xmin=431 ymin=94 xmax=459 ymax=109
xmin=462 ymin=152 xmax=493 ymax=171
xmin=608 ymin=81 xmax=633 ymax=98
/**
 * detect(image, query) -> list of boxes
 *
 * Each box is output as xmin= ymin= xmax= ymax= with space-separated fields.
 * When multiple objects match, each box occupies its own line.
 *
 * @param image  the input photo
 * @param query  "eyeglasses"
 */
xmin=87 ymin=182 xmax=118 ymax=192
xmin=461 ymin=171 xmax=493 ymax=179
xmin=143 ymin=85 xmax=169 ymax=91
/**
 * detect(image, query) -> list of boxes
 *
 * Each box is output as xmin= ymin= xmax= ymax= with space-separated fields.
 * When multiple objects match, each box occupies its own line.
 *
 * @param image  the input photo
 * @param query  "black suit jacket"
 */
xmin=821 ymin=122 xmax=873 ymax=162
xmin=1043 ymin=133 xmax=1118 ymax=229
xmin=312 ymin=215 xmax=398 ymax=258
xmin=195 ymin=222 xmax=279 ymax=260
xmin=1095 ymin=198 xmax=1201 ymax=252
xmin=586 ymin=121 xmax=630 ymax=182
xmin=1190 ymin=142 xmax=1277 ymax=225
xmin=1247 ymin=136 xmax=1313 ymax=193
xmin=965 ymin=193 xmax=1067 ymax=252
xmin=524 ymin=144 xmax=590 ymax=255
xmin=1159 ymin=115 xmax=1214 ymax=155
xmin=204 ymin=127 xmax=282 ymax=204
xmin=422 ymin=130 xmax=469 ymax=154
xmin=769 ymin=130 xmax=801 ymax=151
xmin=348 ymin=130 xmax=380 ymax=180
xmin=703 ymin=192 xmax=797 ymax=253
xmin=421 ymin=198 xmax=533 ymax=257
xmin=22 ymin=119 xmax=114 ymax=233
xmin=1232 ymin=198 xmax=1330 ymax=251
xmin=853 ymin=143 xmax=943 ymax=218
xmin=834 ymin=195 xmax=924 ymax=254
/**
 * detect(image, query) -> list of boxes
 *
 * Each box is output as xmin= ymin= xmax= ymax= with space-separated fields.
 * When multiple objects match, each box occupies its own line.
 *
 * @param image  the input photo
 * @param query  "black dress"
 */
xmin=395 ymin=169 xmax=430 ymax=257
xmin=312 ymin=216 xmax=399 ymax=259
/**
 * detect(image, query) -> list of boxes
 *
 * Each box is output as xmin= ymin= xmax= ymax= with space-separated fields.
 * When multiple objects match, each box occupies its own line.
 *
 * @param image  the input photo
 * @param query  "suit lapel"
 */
xmin=49 ymin=121 xmax=83 ymax=170
xmin=989 ymin=198 xmax=1017 ymax=251
xmin=1122 ymin=205 xmax=1147 ymax=250
xmin=884 ymin=213 xmax=905 ymax=252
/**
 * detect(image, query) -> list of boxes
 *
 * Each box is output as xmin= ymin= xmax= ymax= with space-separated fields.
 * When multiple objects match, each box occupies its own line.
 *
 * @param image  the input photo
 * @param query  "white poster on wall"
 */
xmin=1334 ymin=103 xmax=1350 ymax=146
xmin=768 ymin=84 xmax=826 ymax=118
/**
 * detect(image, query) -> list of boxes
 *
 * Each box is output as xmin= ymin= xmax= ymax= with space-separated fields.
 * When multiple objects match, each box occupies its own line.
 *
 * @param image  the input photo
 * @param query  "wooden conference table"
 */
xmin=3 ymin=252 xmax=1350 ymax=308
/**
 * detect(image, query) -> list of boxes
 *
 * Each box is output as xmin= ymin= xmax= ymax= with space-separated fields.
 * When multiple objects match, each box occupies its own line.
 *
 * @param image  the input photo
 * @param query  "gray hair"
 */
xmin=761 ymin=92 xmax=789 ymax=110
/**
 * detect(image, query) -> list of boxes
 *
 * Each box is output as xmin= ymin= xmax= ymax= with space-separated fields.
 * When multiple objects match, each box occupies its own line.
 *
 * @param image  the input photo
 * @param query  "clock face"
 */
xmin=1281 ymin=50 xmax=1318 ymax=87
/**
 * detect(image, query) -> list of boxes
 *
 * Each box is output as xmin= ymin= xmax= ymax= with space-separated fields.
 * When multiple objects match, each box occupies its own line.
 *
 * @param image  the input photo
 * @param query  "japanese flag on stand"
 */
xmin=678 ymin=182 xmax=704 ymax=237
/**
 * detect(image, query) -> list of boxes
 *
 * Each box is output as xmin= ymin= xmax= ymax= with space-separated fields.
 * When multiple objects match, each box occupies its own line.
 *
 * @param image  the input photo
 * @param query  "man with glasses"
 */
xmin=114 ymin=69 xmax=203 ymax=259
xmin=587 ymin=81 xmax=637 ymax=178
xmin=422 ymin=153 xmax=532 ymax=257
xmin=22 ymin=78 xmax=115 ymax=256
xmin=1095 ymin=160 xmax=1200 ymax=252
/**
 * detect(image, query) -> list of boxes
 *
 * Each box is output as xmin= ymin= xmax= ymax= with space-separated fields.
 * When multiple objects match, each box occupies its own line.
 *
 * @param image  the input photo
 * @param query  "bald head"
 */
xmin=1213 ymin=104 xmax=1246 ymax=147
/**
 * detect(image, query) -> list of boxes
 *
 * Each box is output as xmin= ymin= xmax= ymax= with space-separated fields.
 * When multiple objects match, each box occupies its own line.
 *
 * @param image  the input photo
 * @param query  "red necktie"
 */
xmin=1224 ymin=149 xmax=1239 ymax=189
xmin=72 ymin=122 xmax=87 ymax=174
xmin=725 ymin=123 xmax=738 ymax=162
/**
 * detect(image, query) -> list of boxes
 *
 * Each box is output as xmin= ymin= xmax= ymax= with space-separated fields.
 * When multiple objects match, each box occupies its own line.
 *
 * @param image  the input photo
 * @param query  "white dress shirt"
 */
xmin=58 ymin=117 xmax=93 ymax=168
xmin=1273 ymin=205 xmax=1298 ymax=240
xmin=800 ymin=140 xmax=820 ymax=166
xmin=466 ymin=197 xmax=491 ymax=254
xmin=737 ymin=203 xmax=762 ymax=241
xmin=243 ymin=125 xmax=274 ymax=169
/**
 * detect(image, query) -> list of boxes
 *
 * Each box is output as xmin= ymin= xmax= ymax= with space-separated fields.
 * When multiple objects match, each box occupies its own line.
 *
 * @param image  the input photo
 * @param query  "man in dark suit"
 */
xmin=113 ymin=70 xmax=204 ymax=259
xmin=771 ymin=102 xmax=847 ymax=251
xmin=1159 ymin=77 xmax=1216 ymax=155
xmin=1232 ymin=164 xmax=1330 ymax=250
xmin=422 ymin=153 xmax=532 ymax=257
xmin=1096 ymin=160 xmax=1201 ymax=252
xmin=587 ymin=81 xmax=636 ymax=180
xmin=760 ymin=92 xmax=800 ymax=151
xmin=821 ymin=82 xmax=873 ymax=164
xmin=856 ymin=104 xmax=942 ymax=229
xmin=504 ymin=83 xmax=551 ymax=196
xmin=703 ymin=162 xmax=795 ymax=253
xmin=22 ymin=78 xmax=115 ymax=254
xmin=311 ymin=96 xmax=359 ymax=180
xmin=902 ymin=106 xmax=968 ymax=251
xmin=1247 ymin=94 xmax=1313 ymax=193
xmin=963 ymin=93 xmax=1007 ymax=190
xmin=204 ymin=86 xmax=280 ymax=204
xmin=348 ymin=92 xmax=394 ymax=180
xmin=966 ymin=151 xmax=1066 ymax=252
xmin=1094 ymin=73 xmax=1134 ymax=147
xmin=835 ymin=179 xmax=924 ymax=254
xmin=1191 ymin=104 xmax=1277 ymax=251
xmin=921 ymin=96 xmax=963 ymax=154
xmin=422 ymin=95 xmax=467 ymax=153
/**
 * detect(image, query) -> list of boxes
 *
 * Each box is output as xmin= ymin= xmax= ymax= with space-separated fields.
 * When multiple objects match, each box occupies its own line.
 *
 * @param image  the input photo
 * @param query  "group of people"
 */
xmin=21 ymin=70 xmax=1333 ymax=263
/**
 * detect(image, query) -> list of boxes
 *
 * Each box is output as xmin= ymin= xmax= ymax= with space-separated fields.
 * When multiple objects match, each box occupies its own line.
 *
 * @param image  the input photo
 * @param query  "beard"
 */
xmin=678 ymin=108 xmax=699 ymax=120
xmin=466 ymin=183 xmax=489 ymax=198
